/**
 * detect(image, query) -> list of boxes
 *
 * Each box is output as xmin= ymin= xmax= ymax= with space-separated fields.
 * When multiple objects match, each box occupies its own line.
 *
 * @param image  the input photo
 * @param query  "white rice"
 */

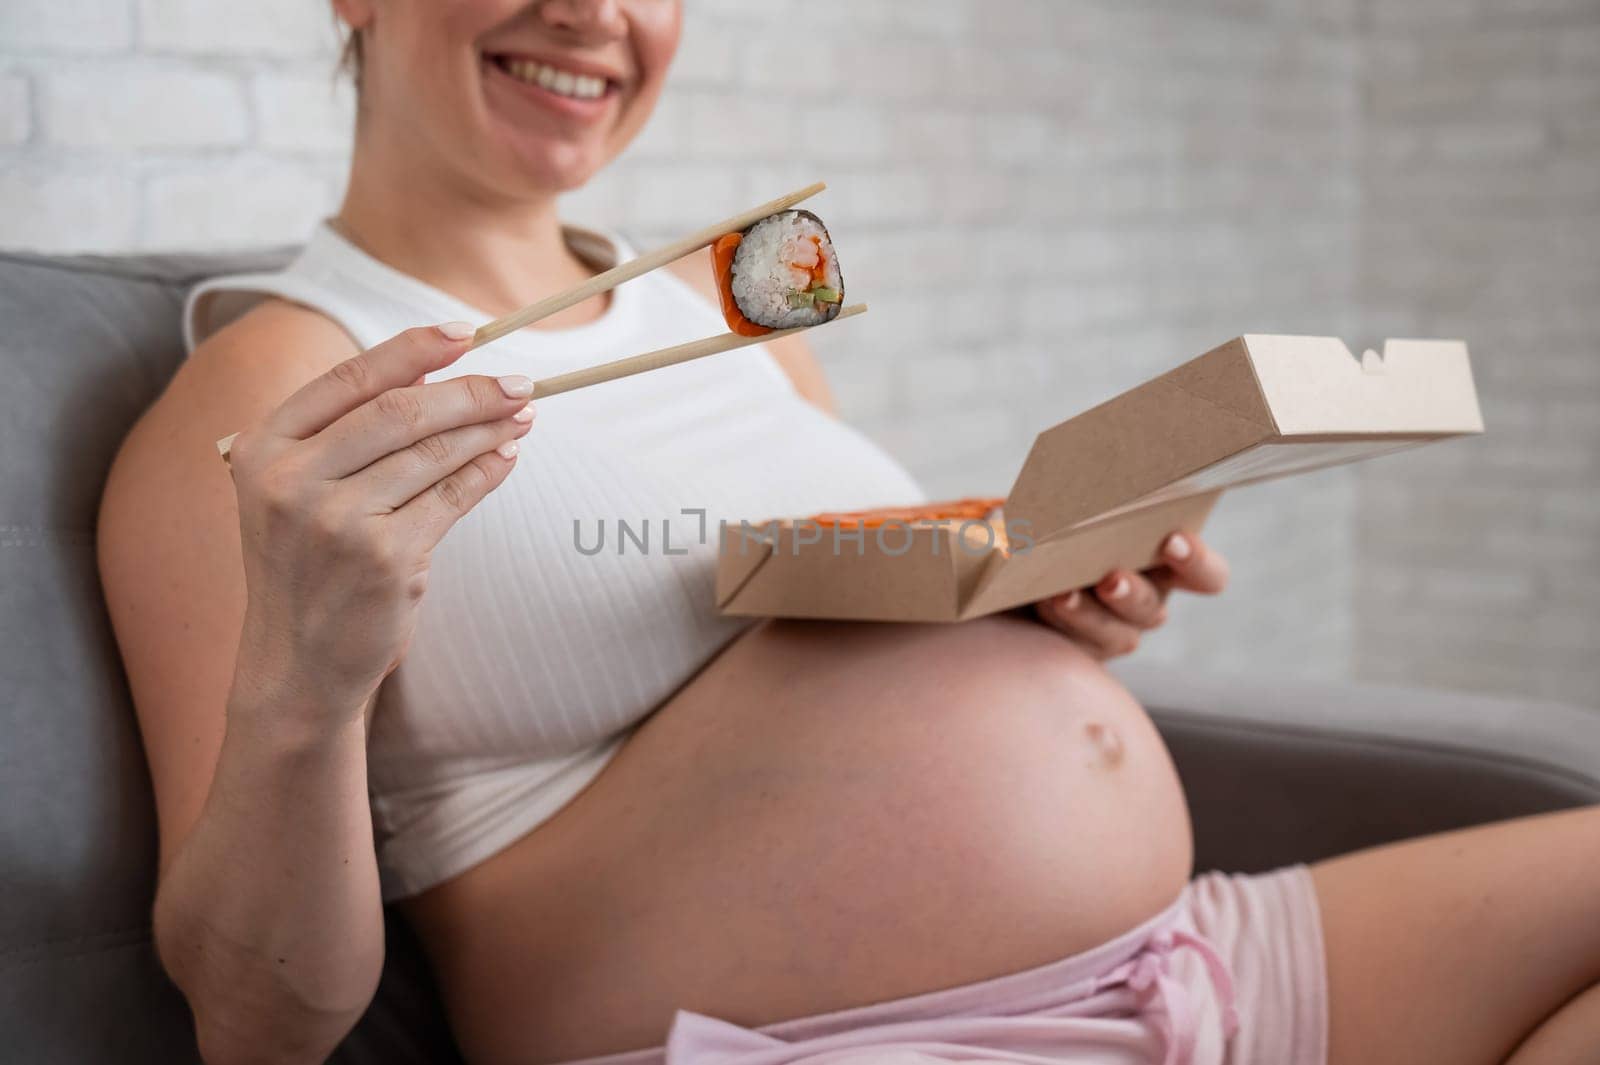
xmin=730 ymin=211 xmax=844 ymax=329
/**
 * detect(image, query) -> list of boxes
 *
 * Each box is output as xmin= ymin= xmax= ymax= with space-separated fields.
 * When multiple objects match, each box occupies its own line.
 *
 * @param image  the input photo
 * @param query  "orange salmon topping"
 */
xmin=808 ymin=496 xmax=1005 ymax=529
xmin=711 ymin=232 xmax=773 ymax=338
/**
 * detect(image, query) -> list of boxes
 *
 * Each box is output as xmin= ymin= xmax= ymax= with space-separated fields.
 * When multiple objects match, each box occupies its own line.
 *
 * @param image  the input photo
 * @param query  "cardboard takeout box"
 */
xmin=715 ymin=334 xmax=1484 ymax=623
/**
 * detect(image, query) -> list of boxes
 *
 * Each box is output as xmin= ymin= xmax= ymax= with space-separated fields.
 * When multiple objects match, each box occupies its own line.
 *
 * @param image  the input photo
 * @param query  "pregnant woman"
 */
xmin=97 ymin=2 xmax=1600 ymax=1064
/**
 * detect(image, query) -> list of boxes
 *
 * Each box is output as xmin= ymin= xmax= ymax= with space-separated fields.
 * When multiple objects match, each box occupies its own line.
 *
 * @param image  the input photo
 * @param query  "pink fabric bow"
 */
xmin=1102 ymin=929 xmax=1241 ymax=1065
xmin=661 ymin=928 xmax=1240 ymax=1065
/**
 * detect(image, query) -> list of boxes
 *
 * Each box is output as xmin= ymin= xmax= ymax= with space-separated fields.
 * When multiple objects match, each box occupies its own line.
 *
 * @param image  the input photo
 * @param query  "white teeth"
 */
xmin=499 ymin=57 xmax=608 ymax=100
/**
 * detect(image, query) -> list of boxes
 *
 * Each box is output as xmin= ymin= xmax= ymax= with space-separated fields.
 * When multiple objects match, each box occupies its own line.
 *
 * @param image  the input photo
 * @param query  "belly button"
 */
xmin=1084 ymin=721 xmax=1125 ymax=769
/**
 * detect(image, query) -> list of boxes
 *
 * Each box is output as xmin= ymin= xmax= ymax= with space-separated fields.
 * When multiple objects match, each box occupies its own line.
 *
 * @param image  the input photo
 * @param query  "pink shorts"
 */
xmin=565 ymin=866 xmax=1328 ymax=1065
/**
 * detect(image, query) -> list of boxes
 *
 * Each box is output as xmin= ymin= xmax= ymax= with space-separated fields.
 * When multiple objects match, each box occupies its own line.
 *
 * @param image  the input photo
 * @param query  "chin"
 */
xmin=521 ymin=148 xmax=607 ymax=196
xmin=476 ymin=130 xmax=601 ymax=198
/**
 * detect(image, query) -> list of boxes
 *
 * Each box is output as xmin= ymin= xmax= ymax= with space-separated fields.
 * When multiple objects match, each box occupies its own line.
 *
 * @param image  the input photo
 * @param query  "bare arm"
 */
xmin=665 ymin=255 xmax=837 ymax=414
xmin=100 ymin=303 xmax=380 ymax=1064
xmin=98 ymin=304 xmax=531 ymax=1063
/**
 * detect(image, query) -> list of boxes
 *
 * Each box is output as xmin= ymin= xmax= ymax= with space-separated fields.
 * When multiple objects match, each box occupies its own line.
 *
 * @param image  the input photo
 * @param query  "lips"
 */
xmin=494 ymin=56 xmax=606 ymax=99
xmin=486 ymin=53 xmax=622 ymax=101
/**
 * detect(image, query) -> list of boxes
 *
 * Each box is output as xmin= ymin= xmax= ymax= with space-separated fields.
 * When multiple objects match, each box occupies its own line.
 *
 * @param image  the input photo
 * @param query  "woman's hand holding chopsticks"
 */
xmin=225 ymin=321 xmax=534 ymax=708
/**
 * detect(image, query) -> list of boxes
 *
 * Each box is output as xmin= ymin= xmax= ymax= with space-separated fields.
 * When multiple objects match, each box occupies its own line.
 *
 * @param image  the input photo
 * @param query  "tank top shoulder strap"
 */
xmin=183 ymin=222 xmax=425 ymax=355
xmin=181 ymin=220 xmax=639 ymax=357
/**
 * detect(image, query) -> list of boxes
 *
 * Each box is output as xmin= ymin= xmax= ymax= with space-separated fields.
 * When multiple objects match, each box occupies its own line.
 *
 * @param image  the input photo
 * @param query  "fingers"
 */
xmin=310 ymin=371 xmax=536 ymax=479
xmin=1036 ymin=590 xmax=1146 ymax=661
xmin=1092 ymin=570 xmax=1168 ymax=628
xmin=268 ymin=322 xmax=479 ymax=442
xmin=360 ymin=402 xmax=535 ymax=510
xmin=397 ymin=445 xmax=521 ymax=552
xmin=1034 ymin=531 xmax=1227 ymax=661
xmin=1158 ymin=531 xmax=1230 ymax=595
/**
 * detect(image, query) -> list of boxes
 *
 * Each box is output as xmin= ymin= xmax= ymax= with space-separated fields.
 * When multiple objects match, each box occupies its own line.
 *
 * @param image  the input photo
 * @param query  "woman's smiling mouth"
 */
xmin=495 ymin=56 xmax=609 ymax=99
xmin=485 ymin=52 xmax=621 ymax=119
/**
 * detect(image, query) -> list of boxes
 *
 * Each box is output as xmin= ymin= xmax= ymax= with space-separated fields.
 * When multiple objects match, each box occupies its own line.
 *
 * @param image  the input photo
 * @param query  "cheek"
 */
xmin=604 ymin=4 xmax=678 ymax=152
xmin=430 ymin=0 xmax=524 ymax=83
xmin=442 ymin=0 xmax=523 ymax=33
xmin=397 ymin=2 xmax=499 ymax=99
xmin=629 ymin=2 xmax=682 ymax=102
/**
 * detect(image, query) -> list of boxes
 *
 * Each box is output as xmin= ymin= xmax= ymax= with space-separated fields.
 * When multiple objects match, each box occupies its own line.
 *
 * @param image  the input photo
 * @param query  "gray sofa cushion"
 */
xmin=1121 ymin=664 xmax=1600 ymax=872
xmin=0 ymin=248 xmax=461 ymax=1065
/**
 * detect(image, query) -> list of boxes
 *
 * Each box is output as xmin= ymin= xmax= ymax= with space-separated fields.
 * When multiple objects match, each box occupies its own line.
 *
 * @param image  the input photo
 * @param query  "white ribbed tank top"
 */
xmin=184 ymin=220 xmax=925 ymax=900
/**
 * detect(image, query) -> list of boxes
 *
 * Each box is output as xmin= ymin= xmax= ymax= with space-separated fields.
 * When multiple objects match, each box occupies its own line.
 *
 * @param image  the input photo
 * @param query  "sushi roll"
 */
xmin=710 ymin=210 xmax=845 ymax=337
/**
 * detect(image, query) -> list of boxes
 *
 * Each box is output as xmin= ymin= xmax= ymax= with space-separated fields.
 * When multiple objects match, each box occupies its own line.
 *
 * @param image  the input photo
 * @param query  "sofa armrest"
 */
xmin=1113 ymin=664 xmax=1600 ymax=874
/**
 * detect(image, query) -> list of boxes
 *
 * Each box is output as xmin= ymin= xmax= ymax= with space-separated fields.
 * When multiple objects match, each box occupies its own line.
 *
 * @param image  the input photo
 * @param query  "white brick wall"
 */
xmin=0 ymin=74 xmax=29 ymax=146
xmin=0 ymin=0 xmax=343 ymax=248
xmin=0 ymin=0 xmax=1593 ymax=703
xmin=137 ymin=0 xmax=337 ymax=57
xmin=43 ymin=67 xmax=248 ymax=148
xmin=1353 ymin=2 xmax=1600 ymax=705
xmin=0 ymin=0 xmax=133 ymax=54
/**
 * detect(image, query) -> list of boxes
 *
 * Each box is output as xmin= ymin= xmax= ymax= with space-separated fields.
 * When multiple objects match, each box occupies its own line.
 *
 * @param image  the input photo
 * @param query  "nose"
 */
xmin=536 ymin=0 xmax=626 ymax=39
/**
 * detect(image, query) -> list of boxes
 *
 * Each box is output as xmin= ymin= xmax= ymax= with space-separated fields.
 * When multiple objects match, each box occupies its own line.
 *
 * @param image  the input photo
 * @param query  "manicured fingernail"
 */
xmin=512 ymin=402 xmax=535 ymax=424
xmin=498 ymin=375 xmax=534 ymax=398
xmin=438 ymin=321 xmax=475 ymax=341
xmin=1062 ymin=590 xmax=1082 ymax=611
xmin=496 ymin=440 xmax=520 ymax=459
xmin=1107 ymin=575 xmax=1130 ymax=600
xmin=1164 ymin=533 xmax=1192 ymax=562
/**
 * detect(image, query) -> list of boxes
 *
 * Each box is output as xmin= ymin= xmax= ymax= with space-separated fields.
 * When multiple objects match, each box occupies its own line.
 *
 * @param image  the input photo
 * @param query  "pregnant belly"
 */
xmin=402 ymin=615 xmax=1194 ymax=1065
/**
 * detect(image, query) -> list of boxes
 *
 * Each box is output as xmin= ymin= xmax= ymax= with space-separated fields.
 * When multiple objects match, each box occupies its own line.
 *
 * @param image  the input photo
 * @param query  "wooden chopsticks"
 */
xmin=471 ymin=180 xmax=828 ymax=348
xmin=217 ymin=181 xmax=863 ymax=464
xmin=529 ymin=303 xmax=865 ymax=398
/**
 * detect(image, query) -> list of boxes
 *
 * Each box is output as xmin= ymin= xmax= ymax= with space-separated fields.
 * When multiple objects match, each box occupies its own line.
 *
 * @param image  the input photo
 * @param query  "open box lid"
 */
xmin=999 ymin=335 xmax=1485 ymax=545
xmin=717 ymin=333 xmax=1483 ymax=624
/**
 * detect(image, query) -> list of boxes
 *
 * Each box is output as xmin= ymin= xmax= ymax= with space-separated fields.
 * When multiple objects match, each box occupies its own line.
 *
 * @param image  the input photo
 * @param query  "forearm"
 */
xmin=155 ymin=663 xmax=384 ymax=1064
xmin=118 ymin=319 xmax=524 ymax=1061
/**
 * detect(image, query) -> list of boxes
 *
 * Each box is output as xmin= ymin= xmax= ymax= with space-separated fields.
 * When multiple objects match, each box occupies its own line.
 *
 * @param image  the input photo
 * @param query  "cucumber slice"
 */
xmin=786 ymin=285 xmax=843 ymax=310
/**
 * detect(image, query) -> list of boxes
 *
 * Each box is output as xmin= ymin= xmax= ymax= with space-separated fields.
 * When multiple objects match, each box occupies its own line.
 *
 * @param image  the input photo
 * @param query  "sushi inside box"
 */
xmin=716 ymin=334 xmax=1484 ymax=623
